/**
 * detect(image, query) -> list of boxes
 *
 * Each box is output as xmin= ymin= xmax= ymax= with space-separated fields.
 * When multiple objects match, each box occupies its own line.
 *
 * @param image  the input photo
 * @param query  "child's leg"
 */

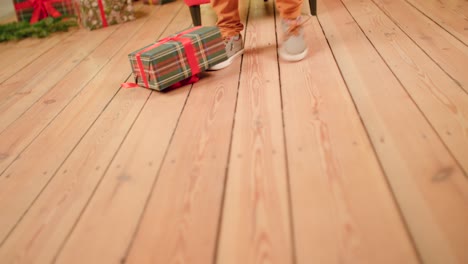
xmin=209 ymin=0 xmax=245 ymax=70
xmin=276 ymin=0 xmax=308 ymax=61
xmin=276 ymin=0 xmax=303 ymax=20
xmin=211 ymin=0 xmax=244 ymax=38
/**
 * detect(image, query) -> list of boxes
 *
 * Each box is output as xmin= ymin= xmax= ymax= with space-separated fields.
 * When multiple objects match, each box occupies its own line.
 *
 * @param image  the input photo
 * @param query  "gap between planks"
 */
xmin=0 ymin=3 xmax=183 ymax=263
xmin=318 ymin=0 xmax=468 ymax=263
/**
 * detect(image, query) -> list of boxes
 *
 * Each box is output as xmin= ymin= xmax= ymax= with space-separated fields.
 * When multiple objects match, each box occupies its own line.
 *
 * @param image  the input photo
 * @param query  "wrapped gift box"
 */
xmin=14 ymin=0 xmax=75 ymax=24
xmin=74 ymin=0 xmax=135 ymax=30
xmin=128 ymin=26 xmax=228 ymax=91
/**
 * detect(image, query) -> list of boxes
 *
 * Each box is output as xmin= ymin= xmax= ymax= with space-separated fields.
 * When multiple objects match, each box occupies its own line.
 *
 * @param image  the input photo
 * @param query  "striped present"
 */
xmin=73 ymin=0 xmax=135 ymax=30
xmin=128 ymin=26 xmax=228 ymax=92
xmin=14 ymin=0 xmax=75 ymax=24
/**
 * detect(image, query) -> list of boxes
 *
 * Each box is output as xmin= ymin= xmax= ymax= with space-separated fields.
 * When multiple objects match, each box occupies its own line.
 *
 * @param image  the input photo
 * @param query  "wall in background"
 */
xmin=0 ymin=0 xmax=15 ymax=21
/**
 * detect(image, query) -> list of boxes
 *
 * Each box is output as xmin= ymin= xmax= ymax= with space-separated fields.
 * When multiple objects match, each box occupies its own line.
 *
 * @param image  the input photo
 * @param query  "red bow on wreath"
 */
xmin=15 ymin=0 xmax=63 ymax=24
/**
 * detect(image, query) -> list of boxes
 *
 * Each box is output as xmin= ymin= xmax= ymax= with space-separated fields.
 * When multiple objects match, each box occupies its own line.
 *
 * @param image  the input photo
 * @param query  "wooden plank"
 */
xmin=0 ymin=31 xmax=75 ymax=84
xmin=53 ymin=88 xmax=191 ymax=264
xmin=404 ymin=0 xmax=468 ymax=45
xmin=371 ymin=0 xmax=468 ymax=93
xmin=52 ymin=7 xmax=210 ymax=264
xmin=0 ymin=5 xmax=169 ymax=263
xmin=455 ymin=0 xmax=468 ymax=14
xmin=120 ymin=7 xmax=246 ymax=264
xmin=318 ymin=0 xmax=468 ymax=263
xmin=0 ymin=86 xmax=150 ymax=264
xmin=0 ymin=28 xmax=62 ymax=57
xmin=215 ymin=0 xmax=292 ymax=263
xmin=0 ymin=5 xmax=153 ymax=176
xmin=342 ymin=0 xmax=468 ymax=190
xmin=0 ymin=20 xmax=122 ymax=101
xmin=0 ymin=29 xmax=123 ymax=134
xmin=0 ymin=4 xmax=148 ymax=133
xmin=0 ymin=2 xmax=181 ymax=243
xmin=281 ymin=15 xmax=420 ymax=264
xmin=123 ymin=63 xmax=240 ymax=264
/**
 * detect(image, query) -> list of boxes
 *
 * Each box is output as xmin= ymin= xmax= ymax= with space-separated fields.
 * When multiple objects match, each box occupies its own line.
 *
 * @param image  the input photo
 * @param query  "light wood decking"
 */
xmin=0 ymin=0 xmax=467 ymax=263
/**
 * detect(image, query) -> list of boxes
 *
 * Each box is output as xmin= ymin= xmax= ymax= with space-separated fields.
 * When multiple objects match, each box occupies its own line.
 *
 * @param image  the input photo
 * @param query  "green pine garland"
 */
xmin=0 ymin=17 xmax=78 ymax=42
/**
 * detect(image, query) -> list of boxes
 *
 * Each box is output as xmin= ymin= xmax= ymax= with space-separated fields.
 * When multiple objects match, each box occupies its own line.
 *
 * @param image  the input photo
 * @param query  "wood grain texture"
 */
xmin=0 ymin=2 xmax=177 ymax=243
xmin=0 ymin=0 xmax=466 ymax=262
xmin=318 ymin=0 xmax=468 ymax=263
xmin=281 ymin=15 xmax=419 ymax=264
xmin=0 ymin=31 xmax=75 ymax=84
xmin=454 ymin=0 xmax=468 ymax=14
xmin=124 ymin=7 xmax=247 ymax=264
xmin=0 ymin=7 xmax=171 ymax=264
xmin=404 ymin=0 xmax=468 ymax=45
xmin=53 ymin=6 xmax=207 ymax=264
xmin=54 ymin=86 xmax=190 ymax=264
xmin=215 ymin=0 xmax=292 ymax=263
xmin=0 ymin=12 xmax=154 ymax=186
xmin=0 ymin=86 xmax=150 ymax=264
xmin=124 ymin=69 xmax=240 ymax=264
xmin=342 ymin=0 xmax=468 ymax=184
xmin=0 ymin=4 xmax=147 ymax=134
xmin=123 ymin=67 xmax=242 ymax=261
xmin=0 ymin=26 xmax=121 ymax=122
xmin=371 ymin=0 xmax=468 ymax=93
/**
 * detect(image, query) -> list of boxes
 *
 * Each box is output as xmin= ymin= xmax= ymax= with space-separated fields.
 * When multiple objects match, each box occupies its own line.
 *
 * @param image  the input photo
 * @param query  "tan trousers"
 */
xmin=212 ymin=0 xmax=303 ymax=37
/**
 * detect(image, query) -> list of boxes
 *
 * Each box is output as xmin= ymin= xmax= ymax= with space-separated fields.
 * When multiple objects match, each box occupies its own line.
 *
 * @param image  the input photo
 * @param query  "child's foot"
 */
xmin=209 ymin=34 xmax=244 ymax=70
xmin=279 ymin=17 xmax=308 ymax=62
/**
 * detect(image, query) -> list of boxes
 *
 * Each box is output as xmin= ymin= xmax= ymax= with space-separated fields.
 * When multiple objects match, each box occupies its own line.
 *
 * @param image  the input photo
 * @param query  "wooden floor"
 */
xmin=0 ymin=0 xmax=467 ymax=263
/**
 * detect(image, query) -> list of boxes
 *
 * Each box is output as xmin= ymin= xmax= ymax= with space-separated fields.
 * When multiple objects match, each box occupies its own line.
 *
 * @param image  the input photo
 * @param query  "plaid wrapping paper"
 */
xmin=128 ymin=26 xmax=228 ymax=91
xmin=14 ymin=0 xmax=75 ymax=23
xmin=74 ymin=0 xmax=135 ymax=30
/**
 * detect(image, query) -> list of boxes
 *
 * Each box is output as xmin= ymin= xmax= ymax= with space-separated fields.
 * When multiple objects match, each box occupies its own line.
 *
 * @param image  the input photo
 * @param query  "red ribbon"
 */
xmin=97 ymin=0 xmax=108 ymax=28
xmin=15 ymin=0 xmax=64 ymax=24
xmin=123 ymin=26 xmax=202 ymax=90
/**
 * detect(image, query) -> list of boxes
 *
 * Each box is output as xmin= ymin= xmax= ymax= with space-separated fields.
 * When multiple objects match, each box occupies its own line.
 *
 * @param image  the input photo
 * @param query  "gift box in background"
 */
xmin=74 ymin=0 xmax=135 ymax=30
xmin=142 ymin=0 xmax=174 ymax=5
xmin=127 ymin=26 xmax=228 ymax=92
xmin=14 ymin=0 xmax=75 ymax=24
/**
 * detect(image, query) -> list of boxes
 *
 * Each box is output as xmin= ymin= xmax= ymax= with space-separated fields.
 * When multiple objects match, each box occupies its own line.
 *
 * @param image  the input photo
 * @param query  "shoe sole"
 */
xmin=208 ymin=49 xmax=244 ymax=71
xmin=279 ymin=47 xmax=308 ymax=62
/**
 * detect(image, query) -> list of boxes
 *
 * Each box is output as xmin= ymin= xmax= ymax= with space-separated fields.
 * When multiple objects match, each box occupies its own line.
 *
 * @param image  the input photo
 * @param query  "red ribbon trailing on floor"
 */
xmin=14 ymin=0 xmax=63 ymax=24
xmin=123 ymin=26 xmax=202 ymax=90
xmin=97 ymin=0 xmax=108 ymax=28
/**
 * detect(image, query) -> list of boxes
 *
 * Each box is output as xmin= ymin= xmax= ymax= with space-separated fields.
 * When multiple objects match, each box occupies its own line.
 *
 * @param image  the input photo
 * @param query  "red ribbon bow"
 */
xmin=123 ymin=27 xmax=203 ymax=90
xmin=97 ymin=0 xmax=108 ymax=27
xmin=15 ymin=0 xmax=63 ymax=24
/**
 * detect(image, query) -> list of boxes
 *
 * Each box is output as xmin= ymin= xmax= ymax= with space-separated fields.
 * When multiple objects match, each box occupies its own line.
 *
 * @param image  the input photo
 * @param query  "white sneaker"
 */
xmin=209 ymin=34 xmax=244 ymax=70
xmin=278 ymin=17 xmax=308 ymax=62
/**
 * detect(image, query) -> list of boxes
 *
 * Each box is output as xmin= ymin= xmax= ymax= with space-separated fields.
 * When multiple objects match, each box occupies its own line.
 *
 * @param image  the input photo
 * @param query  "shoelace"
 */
xmin=223 ymin=34 xmax=240 ymax=43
